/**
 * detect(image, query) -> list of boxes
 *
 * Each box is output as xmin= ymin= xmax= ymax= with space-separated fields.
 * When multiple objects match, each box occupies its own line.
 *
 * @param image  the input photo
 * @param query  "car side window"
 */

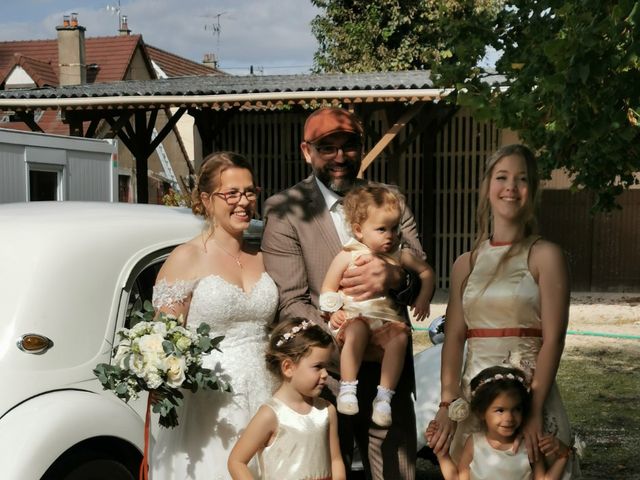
xmin=125 ymin=263 xmax=163 ymax=329
xmin=123 ymin=249 xmax=174 ymax=330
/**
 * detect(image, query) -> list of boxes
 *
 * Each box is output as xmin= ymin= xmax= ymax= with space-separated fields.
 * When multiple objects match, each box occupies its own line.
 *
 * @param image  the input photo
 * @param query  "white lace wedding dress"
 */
xmin=150 ymin=272 xmax=278 ymax=480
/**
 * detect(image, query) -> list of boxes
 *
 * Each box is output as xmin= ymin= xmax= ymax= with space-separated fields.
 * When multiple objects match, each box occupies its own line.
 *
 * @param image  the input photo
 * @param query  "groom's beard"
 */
xmin=313 ymin=163 xmax=361 ymax=194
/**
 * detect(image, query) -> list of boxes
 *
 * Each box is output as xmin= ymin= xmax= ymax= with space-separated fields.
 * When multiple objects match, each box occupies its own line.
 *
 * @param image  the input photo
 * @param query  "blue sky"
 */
xmin=0 ymin=0 xmax=321 ymax=75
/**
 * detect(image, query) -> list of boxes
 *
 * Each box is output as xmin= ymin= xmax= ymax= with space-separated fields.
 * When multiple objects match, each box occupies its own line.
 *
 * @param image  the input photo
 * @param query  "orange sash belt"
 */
xmin=466 ymin=327 xmax=543 ymax=338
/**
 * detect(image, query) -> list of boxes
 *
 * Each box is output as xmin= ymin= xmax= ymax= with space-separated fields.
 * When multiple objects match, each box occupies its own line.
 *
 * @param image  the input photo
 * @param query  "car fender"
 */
xmin=414 ymin=344 xmax=443 ymax=451
xmin=0 ymin=390 xmax=144 ymax=479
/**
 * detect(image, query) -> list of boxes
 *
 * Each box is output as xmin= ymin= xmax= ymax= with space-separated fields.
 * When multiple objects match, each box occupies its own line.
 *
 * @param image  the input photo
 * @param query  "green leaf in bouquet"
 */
xmin=198 ymin=336 xmax=213 ymax=351
xmin=157 ymin=407 xmax=179 ymax=429
xmin=93 ymin=364 xmax=110 ymax=384
xmin=196 ymin=322 xmax=210 ymax=335
xmin=162 ymin=340 xmax=175 ymax=354
xmin=115 ymin=382 xmax=129 ymax=397
xmin=143 ymin=299 xmax=154 ymax=313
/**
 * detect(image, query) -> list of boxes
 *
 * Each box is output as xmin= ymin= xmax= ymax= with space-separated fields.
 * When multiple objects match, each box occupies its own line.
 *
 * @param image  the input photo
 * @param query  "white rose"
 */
xmin=145 ymin=371 xmax=163 ymax=389
xmin=319 ymin=292 xmax=343 ymax=312
xmin=128 ymin=353 xmax=146 ymax=376
xmin=152 ymin=321 xmax=167 ymax=335
xmin=130 ymin=321 xmax=150 ymax=337
xmin=164 ymin=355 xmax=187 ymax=388
xmin=137 ymin=333 xmax=165 ymax=355
xmin=171 ymin=326 xmax=189 ymax=337
xmin=448 ymin=398 xmax=470 ymax=422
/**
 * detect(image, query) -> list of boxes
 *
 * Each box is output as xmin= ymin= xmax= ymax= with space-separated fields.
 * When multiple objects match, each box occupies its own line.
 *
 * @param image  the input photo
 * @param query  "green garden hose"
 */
xmin=412 ymin=326 xmax=640 ymax=340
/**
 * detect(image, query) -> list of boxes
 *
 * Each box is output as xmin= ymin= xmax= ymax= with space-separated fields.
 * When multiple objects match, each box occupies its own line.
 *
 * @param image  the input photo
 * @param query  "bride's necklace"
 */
xmin=212 ymin=238 xmax=243 ymax=269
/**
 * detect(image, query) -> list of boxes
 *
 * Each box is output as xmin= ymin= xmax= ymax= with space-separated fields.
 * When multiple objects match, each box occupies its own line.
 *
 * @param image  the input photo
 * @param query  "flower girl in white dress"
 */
xmin=228 ymin=318 xmax=346 ymax=480
xmin=150 ymin=152 xmax=278 ymax=480
xmin=426 ymin=366 xmax=573 ymax=480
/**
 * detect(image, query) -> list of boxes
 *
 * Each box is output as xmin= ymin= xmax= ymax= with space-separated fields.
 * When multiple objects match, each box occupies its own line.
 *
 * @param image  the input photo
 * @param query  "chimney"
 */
xmin=56 ymin=13 xmax=86 ymax=85
xmin=119 ymin=15 xmax=131 ymax=36
xmin=202 ymin=53 xmax=218 ymax=69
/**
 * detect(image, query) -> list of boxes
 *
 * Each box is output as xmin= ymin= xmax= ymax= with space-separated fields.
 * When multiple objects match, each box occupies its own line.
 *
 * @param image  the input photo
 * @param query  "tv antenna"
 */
xmin=105 ymin=0 xmax=123 ymax=30
xmin=202 ymin=12 xmax=226 ymax=59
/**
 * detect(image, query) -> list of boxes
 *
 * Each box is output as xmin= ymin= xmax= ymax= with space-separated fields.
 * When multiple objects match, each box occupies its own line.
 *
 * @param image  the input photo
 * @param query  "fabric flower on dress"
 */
xmin=448 ymin=398 xmax=471 ymax=422
xmin=319 ymin=292 xmax=343 ymax=312
xmin=504 ymin=350 xmax=536 ymax=384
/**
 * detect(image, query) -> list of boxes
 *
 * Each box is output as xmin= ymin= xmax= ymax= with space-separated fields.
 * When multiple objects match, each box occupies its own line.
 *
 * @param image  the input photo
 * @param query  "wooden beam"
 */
xmin=190 ymin=108 xmax=214 ymax=158
xmin=146 ymin=109 xmax=158 ymax=142
xmin=358 ymin=103 xmax=424 ymax=177
xmin=134 ymin=111 xmax=151 ymax=203
xmin=85 ymin=118 xmax=101 ymax=138
xmin=100 ymin=112 xmax=134 ymax=139
xmin=394 ymin=105 xmax=439 ymax=157
xmin=105 ymin=115 xmax=135 ymax=153
xmin=11 ymin=111 xmax=44 ymax=133
xmin=148 ymin=107 xmax=186 ymax=153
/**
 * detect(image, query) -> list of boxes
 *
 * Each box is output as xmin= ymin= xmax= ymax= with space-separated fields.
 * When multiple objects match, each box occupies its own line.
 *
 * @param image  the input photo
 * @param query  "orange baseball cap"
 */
xmin=303 ymin=107 xmax=363 ymax=143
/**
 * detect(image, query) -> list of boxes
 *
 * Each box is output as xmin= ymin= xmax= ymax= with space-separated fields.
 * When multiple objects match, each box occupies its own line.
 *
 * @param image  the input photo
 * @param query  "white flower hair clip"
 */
xmin=472 ymin=371 xmax=530 ymax=396
xmin=276 ymin=320 xmax=313 ymax=347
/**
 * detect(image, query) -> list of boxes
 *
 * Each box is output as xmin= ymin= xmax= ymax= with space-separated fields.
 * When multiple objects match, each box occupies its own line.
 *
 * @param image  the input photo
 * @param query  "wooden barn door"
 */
xmin=540 ymin=189 xmax=640 ymax=291
xmin=432 ymin=109 xmax=500 ymax=289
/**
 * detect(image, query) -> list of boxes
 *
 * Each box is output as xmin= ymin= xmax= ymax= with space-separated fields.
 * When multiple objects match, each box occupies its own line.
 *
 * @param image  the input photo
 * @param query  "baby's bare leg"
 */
xmin=380 ymin=331 xmax=408 ymax=390
xmin=340 ymin=319 xmax=369 ymax=381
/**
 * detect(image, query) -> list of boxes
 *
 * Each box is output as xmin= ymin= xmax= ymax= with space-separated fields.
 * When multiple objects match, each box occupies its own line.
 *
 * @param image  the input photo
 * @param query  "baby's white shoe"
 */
xmin=371 ymin=385 xmax=394 ymax=427
xmin=337 ymin=380 xmax=359 ymax=415
xmin=371 ymin=398 xmax=392 ymax=427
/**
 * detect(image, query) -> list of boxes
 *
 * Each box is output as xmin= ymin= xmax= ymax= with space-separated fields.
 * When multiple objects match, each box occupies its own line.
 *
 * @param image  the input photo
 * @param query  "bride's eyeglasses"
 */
xmin=211 ymin=187 xmax=261 ymax=205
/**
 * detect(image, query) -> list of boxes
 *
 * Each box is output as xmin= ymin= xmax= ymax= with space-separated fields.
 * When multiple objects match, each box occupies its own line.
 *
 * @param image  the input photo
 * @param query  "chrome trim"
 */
xmin=16 ymin=334 xmax=54 ymax=354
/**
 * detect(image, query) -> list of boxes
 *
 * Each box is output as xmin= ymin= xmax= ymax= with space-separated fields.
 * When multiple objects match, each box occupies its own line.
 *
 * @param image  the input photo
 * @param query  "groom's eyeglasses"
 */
xmin=211 ymin=187 xmax=261 ymax=205
xmin=310 ymin=142 xmax=362 ymax=159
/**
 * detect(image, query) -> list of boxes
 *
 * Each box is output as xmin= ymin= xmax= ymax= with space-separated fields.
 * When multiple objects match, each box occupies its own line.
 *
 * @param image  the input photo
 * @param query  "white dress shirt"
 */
xmin=314 ymin=176 xmax=352 ymax=245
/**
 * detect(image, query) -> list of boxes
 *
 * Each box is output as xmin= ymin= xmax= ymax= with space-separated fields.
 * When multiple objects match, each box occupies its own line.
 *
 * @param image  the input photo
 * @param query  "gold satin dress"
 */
xmin=451 ymin=237 xmax=579 ymax=478
xmin=331 ymin=238 xmax=409 ymax=347
xmin=258 ymin=397 xmax=332 ymax=480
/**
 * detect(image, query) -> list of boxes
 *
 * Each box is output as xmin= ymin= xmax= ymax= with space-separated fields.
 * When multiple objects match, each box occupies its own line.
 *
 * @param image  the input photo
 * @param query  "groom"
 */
xmin=262 ymin=107 xmax=428 ymax=479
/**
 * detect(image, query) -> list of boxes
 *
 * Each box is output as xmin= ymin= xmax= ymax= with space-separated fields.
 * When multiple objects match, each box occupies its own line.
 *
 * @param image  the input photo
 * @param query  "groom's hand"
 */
xmin=340 ymin=254 xmax=403 ymax=301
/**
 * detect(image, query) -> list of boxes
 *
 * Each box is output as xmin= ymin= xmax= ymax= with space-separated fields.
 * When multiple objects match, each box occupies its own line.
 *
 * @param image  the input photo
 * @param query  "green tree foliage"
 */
xmin=310 ymin=0 xmax=502 ymax=73
xmin=311 ymin=0 xmax=640 ymax=210
xmin=449 ymin=0 xmax=640 ymax=210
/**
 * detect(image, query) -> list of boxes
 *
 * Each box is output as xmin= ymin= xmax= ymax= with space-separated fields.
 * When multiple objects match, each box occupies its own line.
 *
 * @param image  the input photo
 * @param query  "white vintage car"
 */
xmin=0 ymin=202 xmax=213 ymax=480
xmin=0 ymin=201 xmax=442 ymax=478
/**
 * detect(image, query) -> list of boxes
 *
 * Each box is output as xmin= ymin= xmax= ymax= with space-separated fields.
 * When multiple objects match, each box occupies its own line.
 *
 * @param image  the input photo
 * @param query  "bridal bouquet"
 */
xmin=94 ymin=301 xmax=230 ymax=428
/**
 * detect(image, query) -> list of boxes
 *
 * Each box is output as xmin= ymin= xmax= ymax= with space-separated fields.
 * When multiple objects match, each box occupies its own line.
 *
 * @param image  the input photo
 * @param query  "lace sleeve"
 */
xmin=152 ymin=278 xmax=197 ymax=310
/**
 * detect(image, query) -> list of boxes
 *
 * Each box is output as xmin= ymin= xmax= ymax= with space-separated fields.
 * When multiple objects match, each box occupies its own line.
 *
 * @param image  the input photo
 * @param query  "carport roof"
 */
xmin=0 ymin=70 xmax=451 ymax=111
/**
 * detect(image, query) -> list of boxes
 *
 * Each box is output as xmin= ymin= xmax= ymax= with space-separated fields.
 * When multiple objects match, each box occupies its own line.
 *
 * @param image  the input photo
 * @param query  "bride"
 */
xmin=150 ymin=152 xmax=278 ymax=479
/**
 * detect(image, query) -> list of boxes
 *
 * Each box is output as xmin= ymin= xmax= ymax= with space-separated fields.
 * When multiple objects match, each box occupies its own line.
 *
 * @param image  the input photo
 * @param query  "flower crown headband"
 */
xmin=472 ymin=371 xmax=530 ymax=396
xmin=275 ymin=320 xmax=313 ymax=347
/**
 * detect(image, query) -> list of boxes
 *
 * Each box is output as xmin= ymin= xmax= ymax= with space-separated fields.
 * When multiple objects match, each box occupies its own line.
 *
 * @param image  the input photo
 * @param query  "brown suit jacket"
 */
xmin=262 ymin=175 xmax=424 ymax=327
xmin=262 ymin=175 xmax=423 ymax=479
